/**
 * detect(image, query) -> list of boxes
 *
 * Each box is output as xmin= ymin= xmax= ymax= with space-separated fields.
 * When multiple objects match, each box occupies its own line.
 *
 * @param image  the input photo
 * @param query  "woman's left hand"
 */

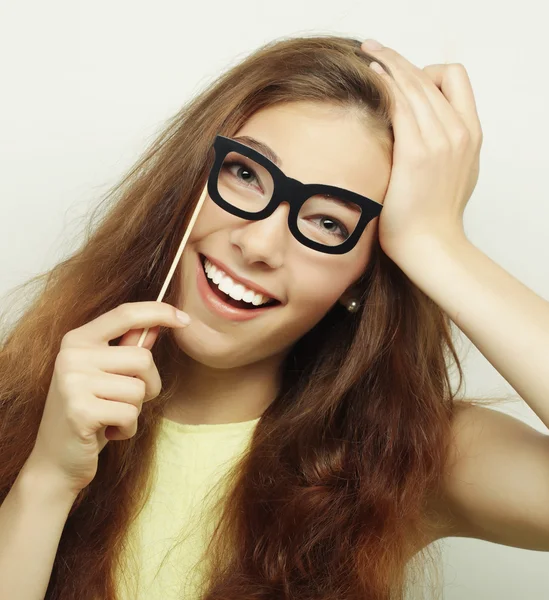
xmin=360 ymin=40 xmax=484 ymax=261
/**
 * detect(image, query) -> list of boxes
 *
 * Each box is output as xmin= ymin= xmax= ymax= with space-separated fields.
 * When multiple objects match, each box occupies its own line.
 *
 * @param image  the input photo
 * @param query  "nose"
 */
xmin=229 ymin=202 xmax=291 ymax=268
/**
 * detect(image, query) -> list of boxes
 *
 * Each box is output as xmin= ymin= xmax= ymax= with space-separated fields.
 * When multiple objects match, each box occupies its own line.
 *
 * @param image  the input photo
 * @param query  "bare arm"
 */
xmin=389 ymin=230 xmax=549 ymax=550
xmin=0 ymin=462 xmax=78 ymax=600
xmin=427 ymin=404 xmax=549 ymax=550
xmin=391 ymin=235 xmax=549 ymax=438
xmin=0 ymin=302 xmax=188 ymax=600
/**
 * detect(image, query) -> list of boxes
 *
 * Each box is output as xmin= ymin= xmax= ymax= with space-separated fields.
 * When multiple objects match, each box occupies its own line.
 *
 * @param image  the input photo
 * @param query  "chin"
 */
xmin=170 ymin=327 xmax=262 ymax=370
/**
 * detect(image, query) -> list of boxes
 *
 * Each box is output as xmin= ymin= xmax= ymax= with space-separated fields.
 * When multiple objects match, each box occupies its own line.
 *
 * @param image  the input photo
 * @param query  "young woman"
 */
xmin=0 ymin=35 xmax=548 ymax=600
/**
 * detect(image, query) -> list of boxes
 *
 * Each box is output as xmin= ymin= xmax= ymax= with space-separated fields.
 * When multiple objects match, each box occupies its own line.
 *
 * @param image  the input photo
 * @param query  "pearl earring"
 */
xmin=345 ymin=299 xmax=359 ymax=313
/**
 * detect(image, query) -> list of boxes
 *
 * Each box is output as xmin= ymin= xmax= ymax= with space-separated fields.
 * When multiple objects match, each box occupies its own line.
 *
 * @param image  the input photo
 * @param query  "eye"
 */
xmin=223 ymin=160 xmax=262 ymax=190
xmin=311 ymin=216 xmax=349 ymax=239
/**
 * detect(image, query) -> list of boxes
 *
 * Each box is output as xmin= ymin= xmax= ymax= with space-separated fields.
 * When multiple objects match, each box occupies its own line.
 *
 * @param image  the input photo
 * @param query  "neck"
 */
xmin=163 ymin=351 xmax=286 ymax=425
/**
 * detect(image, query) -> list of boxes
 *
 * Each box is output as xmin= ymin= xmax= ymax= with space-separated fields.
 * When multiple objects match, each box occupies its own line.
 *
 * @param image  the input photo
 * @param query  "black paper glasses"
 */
xmin=207 ymin=135 xmax=383 ymax=255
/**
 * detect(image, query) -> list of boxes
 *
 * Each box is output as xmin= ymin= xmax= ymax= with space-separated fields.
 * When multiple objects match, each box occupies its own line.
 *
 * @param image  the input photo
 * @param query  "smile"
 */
xmin=196 ymin=253 xmax=281 ymax=321
xmin=204 ymin=257 xmax=277 ymax=307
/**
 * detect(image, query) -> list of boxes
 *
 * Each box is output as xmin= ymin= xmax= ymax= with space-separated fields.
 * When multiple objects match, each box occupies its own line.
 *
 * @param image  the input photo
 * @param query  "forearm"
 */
xmin=0 ymin=461 xmax=78 ymax=600
xmin=390 ymin=233 xmax=549 ymax=428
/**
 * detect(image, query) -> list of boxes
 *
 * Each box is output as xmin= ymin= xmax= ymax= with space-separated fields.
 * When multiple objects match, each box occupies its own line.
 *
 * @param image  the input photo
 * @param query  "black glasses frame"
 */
xmin=207 ymin=135 xmax=383 ymax=255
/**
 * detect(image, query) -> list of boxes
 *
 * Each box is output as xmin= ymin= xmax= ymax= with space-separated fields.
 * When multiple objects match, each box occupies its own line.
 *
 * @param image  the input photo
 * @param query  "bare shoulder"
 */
xmin=419 ymin=402 xmax=549 ymax=551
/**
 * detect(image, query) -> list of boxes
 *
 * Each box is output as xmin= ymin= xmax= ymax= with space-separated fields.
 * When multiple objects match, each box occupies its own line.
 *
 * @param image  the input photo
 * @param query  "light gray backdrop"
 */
xmin=1 ymin=1 xmax=548 ymax=598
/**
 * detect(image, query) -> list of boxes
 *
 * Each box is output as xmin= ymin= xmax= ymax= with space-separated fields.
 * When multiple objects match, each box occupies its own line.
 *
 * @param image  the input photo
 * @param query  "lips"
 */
xmin=201 ymin=257 xmax=270 ymax=308
xmin=195 ymin=252 xmax=281 ymax=322
xmin=200 ymin=253 xmax=282 ymax=304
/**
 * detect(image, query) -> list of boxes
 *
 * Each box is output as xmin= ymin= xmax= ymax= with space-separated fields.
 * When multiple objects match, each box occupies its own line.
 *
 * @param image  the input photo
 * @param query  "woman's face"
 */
xmin=174 ymin=101 xmax=391 ymax=369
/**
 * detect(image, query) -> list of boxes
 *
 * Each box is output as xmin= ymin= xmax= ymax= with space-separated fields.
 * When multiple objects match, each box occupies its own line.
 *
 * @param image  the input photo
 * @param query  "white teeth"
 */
xmin=218 ymin=276 xmax=233 ymax=294
xmin=228 ymin=284 xmax=245 ymax=301
xmin=203 ymin=258 xmax=274 ymax=306
xmin=242 ymin=289 xmax=255 ymax=303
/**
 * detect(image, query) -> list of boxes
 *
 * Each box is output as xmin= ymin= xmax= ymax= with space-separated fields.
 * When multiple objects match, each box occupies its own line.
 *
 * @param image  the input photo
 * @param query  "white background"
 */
xmin=1 ymin=1 xmax=548 ymax=598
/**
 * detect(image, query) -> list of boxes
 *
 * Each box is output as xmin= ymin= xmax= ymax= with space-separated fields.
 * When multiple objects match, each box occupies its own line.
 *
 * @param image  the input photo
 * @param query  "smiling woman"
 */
xmin=0 ymin=34 xmax=547 ymax=600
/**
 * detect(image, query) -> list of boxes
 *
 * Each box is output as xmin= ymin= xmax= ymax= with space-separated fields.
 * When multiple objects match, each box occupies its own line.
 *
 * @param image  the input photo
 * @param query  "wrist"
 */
xmin=383 ymin=229 xmax=471 ymax=270
xmin=18 ymin=459 xmax=80 ymax=508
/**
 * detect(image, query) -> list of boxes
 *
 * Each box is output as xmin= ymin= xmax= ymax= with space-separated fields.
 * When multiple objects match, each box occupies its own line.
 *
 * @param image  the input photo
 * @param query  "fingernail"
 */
xmin=369 ymin=61 xmax=385 ymax=74
xmin=363 ymin=39 xmax=383 ymax=51
xmin=175 ymin=310 xmax=191 ymax=325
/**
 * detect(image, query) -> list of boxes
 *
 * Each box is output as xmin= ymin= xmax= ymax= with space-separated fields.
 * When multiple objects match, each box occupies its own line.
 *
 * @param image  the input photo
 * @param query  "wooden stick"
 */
xmin=136 ymin=182 xmax=208 ymax=348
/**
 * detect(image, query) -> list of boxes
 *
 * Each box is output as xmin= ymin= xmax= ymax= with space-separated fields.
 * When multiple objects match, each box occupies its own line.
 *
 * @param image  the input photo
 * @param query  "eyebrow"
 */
xmin=328 ymin=195 xmax=362 ymax=214
xmin=231 ymin=135 xmax=370 ymax=212
xmin=232 ymin=136 xmax=282 ymax=166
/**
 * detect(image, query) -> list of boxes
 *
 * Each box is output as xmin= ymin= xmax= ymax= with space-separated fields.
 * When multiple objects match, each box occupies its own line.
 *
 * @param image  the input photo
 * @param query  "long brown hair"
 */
xmin=0 ymin=35 xmax=503 ymax=599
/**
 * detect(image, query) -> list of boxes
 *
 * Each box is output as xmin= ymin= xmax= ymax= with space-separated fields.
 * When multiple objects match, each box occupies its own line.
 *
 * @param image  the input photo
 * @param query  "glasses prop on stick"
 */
xmin=135 ymin=182 xmax=209 ymax=348
xmin=131 ymin=133 xmax=384 ymax=348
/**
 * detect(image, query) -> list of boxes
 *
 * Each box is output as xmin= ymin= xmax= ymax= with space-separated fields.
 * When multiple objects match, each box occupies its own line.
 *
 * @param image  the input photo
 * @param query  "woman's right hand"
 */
xmin=24 ymin=301 xmax=191 ymax=497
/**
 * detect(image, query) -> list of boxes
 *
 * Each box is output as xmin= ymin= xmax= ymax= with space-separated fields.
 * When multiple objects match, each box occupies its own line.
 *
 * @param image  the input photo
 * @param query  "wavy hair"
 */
xmin=0 ymin=35 xmax=500 ymax=599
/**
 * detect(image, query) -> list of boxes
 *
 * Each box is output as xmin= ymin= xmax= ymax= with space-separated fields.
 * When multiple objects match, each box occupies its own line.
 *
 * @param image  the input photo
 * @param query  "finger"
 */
xmin=99 ymin=347 xmax=162 ymax=402
xmin=423 ymin=63 xmax=483 ymax=139
xmin=62 ymin=301 xmax=190 ymax=348
xmin=73 ymin=345 xmax=163 ymax=402
xmin=118 ymin=325 xmax=160 ymax=350
xmin=366 ymin=47 xmax=449 ymax=143
xmin=91 ymin=371 xmax=148 ymax=406
xmin=368 ymin=61 xmax=423 ymax=144
xmin=369 ymin=48 xmax=481 ymax=140
xmin=89 ymin=397 xmax=140 ymax=441
xmin=104 ymin=425 xmax=135 ymax=442
xmin=97 ymin=426 xmax=110 ymax=450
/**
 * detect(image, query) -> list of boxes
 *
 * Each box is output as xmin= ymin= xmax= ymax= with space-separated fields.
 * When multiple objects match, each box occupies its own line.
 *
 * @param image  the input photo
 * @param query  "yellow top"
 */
xmin=115 ymin=415 xmax=260 ymax=600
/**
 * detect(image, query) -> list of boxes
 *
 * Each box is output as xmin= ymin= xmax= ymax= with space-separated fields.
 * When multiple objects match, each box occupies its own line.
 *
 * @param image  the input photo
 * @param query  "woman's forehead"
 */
xmin=234 ymin=102 xmax=390 ymax=203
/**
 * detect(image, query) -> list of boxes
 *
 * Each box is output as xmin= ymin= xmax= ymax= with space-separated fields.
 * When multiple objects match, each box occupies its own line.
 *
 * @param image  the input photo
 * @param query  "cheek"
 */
xmin=286 ymin=246 xmax=372 ymax=321
xmin=187 ymin=197 xmax=233 ymax=242
xmin=288 ymin=269 xmax=351 ymax=315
